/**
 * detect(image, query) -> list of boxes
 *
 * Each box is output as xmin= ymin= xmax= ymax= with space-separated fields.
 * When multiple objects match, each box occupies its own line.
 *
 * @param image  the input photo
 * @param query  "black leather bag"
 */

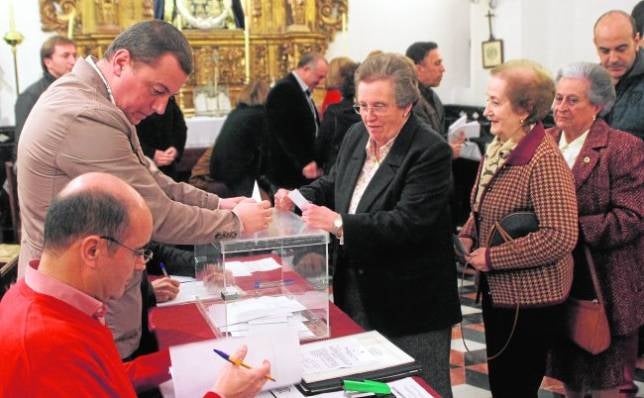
xmin=487 ymin=211 xmax=539 ymax=247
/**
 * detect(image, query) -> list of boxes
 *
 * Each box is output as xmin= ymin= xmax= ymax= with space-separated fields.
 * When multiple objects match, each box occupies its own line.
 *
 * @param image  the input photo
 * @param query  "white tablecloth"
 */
xmin=185 ymin=116 xmax=227 ymax=149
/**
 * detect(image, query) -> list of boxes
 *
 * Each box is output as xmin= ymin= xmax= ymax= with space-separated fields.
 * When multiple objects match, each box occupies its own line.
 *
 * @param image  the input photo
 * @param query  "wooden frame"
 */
xmin=482 ymin=39 xmax=504 ymax=69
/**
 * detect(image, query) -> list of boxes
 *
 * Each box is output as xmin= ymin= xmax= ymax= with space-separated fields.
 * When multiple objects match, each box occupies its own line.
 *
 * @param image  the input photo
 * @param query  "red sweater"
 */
xmin=0 ymin=280 xmax=170 ymax=397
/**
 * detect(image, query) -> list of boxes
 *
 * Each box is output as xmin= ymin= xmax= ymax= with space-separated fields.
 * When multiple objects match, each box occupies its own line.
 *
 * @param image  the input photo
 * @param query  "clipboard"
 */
xmin=296 ymin=362 xmax=422 ymax=395
xmin=296 ymin=330 xmax=422 ymax=395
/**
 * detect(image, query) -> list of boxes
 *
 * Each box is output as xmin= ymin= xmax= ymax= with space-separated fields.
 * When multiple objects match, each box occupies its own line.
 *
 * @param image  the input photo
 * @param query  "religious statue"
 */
xmin=95 ymin=0 xmax=119 ymax=28
xmin=286 ymin=0 xmax=307 ymax=27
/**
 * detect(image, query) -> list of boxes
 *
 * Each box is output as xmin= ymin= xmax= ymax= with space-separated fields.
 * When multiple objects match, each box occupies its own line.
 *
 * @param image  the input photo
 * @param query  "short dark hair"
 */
xmin=339 ymin=62 xmax=359 ymax=99
xmin=43 ymin=190 xmax=130 ymax=253
xmin=405 ymin=42 xmax=438 ymax=65
xmin=237 ymin=80 xmax=269 ymax=106
xmin=632 ymin=1 xmax=644 ymax=36
xmin=40 ymin=35 xmax=75 ymax=73
xmin=104 ymin=20 xmax=193 ymax=75
xmin=490 ymin=59 xmax=555 ymax=125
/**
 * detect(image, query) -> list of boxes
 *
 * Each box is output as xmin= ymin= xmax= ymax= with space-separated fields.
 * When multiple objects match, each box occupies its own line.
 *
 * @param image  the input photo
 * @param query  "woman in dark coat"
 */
xmin=547 ymin=62 xmax=644 ymax=397
xmin=209 ymin=80 xmax=269 ymax=197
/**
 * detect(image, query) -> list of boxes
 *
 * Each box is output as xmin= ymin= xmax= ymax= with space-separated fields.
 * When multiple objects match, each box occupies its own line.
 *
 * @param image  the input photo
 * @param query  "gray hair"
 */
xmin=297 ymin=52 xmax=326 ymax=69
xmin=104 ymin=20 xmax=193 ymax=75
xmin=43 ymin=190 xmax=130 ymax=253
xmin=354 ymin=53 xmax=419 ymax=108
xmin=556 ymin=62 xmax=616 ymax=116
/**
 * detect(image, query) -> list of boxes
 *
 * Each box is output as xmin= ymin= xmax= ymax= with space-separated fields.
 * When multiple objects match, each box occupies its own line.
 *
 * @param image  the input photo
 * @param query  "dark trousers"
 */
xmin=482 ymin=290 xmax=564 ymax=398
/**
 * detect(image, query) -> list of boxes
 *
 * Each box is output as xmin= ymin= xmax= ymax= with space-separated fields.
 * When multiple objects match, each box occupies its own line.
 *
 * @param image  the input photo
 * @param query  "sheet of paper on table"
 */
xmin=257 ymin=377 xmax=435 ymax=398
xmin=300 ymin=330 xmax=416 ymax=384
xmin=169 ymin=322 xmax=302 ymax=398
xmin=157 ymin=280 xmax=242 ymax=307
xmin=205 ymin=295 xmax=314 ymax=338
xmin=227 ymin=257 xmax=282 ymax=277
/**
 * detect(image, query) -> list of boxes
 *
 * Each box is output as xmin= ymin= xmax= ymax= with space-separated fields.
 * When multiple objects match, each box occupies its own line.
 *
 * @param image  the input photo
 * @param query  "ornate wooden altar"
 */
xmin=39 ymin=0 xmax=347 ymax=114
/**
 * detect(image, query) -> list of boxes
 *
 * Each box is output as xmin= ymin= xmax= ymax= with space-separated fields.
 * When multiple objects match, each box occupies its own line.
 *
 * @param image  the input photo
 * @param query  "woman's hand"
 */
xmin=466 ymin=248 xmax=491 ymax=272
xmin=301 ymin=204 xmax=337 ymax=233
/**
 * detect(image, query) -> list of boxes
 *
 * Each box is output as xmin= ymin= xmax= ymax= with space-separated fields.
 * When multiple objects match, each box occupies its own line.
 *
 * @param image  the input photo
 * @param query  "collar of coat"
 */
xmin=505 ymin=122 xmax=545 ymax=166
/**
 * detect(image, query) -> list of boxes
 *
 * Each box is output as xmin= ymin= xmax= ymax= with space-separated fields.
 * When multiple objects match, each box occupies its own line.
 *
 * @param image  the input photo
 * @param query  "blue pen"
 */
xmin=254 ymin=279 xmax=294 ymax=289
xmin=159 ymin=262 xmax=169 ymax=278
xmin=213 ymin=348 xmax=276 ymax=381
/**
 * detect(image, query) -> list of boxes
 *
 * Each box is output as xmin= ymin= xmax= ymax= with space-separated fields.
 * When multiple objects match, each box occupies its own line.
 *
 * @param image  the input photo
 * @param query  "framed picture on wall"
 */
xmin=482 ymin=39 xmax=504 ymax=69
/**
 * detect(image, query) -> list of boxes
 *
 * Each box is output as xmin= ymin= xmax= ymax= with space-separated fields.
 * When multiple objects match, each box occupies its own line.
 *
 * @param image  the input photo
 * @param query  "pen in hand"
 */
xmin=159 ymin=262 xmax=170 ymax=278
xmin=213 ymin=348 xmax=276 ymax=382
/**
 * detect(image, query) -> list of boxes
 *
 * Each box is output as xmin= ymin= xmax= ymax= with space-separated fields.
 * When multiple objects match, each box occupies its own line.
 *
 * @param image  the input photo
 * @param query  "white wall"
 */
xmin=0 ymin=0 xmax=641 ymax=125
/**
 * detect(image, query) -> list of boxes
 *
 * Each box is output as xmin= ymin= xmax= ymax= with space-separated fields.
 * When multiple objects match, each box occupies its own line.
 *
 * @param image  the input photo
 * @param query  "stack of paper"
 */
xmin=205 ymin=295 xmax=315 ymax=338
xmin=448 ymin=114 xmax=482 ymax=161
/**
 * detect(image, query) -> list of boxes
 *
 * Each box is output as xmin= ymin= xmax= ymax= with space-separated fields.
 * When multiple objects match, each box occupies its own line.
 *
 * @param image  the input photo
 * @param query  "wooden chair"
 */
xmin=4 ymin=161 xmax=20 ymax=243
xmin=0 ymin=255 xmax=18 ymax=299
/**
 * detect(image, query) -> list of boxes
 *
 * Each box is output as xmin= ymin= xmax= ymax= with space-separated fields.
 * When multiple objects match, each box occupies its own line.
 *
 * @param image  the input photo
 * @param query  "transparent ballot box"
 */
xmin=194 ymin=210 xmax=330 ymax=341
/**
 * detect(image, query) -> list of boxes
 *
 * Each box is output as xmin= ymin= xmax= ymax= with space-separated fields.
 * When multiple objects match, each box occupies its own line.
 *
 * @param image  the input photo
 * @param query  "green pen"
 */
xmin=343 ymin=380 xmax=391 ymax=395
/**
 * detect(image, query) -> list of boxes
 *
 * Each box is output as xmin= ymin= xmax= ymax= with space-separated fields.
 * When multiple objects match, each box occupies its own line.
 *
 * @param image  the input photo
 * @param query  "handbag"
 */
xmin=565 ymin=244 xmax=611 ymax=355
xmin=487 ymin=211 xmax=539 ymax=247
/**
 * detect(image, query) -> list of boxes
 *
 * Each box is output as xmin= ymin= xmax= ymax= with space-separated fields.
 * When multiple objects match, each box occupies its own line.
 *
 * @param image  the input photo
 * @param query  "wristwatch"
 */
xmin=333 ymin=215 xmax=343 ymax=238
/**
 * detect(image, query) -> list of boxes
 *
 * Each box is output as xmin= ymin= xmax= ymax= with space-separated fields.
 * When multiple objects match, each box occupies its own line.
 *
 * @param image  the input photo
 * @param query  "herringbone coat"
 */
xmin=460 ymin=124 xmax=578 ymax=307
xmin=548 ymin=120 xmax=644 ymax=336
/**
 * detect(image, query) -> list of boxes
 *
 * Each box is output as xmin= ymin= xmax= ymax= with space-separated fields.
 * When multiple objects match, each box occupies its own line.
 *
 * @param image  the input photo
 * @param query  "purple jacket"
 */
xmin=548 ymin=120 xmax=644 ymax=335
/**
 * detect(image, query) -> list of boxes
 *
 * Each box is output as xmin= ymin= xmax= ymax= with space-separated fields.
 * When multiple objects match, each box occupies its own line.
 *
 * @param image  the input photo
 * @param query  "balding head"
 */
xmin=41 ymin=173 xmax=153 ymax=301
xmin=593 ymin=10 xmax=640 ymax=81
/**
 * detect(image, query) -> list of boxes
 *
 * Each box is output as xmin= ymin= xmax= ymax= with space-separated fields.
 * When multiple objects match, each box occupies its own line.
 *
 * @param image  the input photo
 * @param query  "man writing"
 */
xmin=265 ymin=53 xmax=328 ymax=190
xmin=594 ymin=10 xmax=644 ymax=140
xmin=0 ymin=172 xmax=270 ymax=397
xmin=14 ymin=35 xmax=76 ymax=156
xmin=17 ymin=20 xmax=272 ymax=359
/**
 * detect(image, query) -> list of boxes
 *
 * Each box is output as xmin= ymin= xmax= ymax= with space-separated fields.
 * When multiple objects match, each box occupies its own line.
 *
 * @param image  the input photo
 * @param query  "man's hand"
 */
xmin=302 ymin=161 xmax=321 ymax=179
xmin=211 ymin=345 xmax=271 ymax=398
xmin=220 ymin=196 xmax=255 ymax=210
xmin=273 ymin=189 xmax=294 ymax=211
xmin=233 ymin=200 xmax=272 ymax=233
xmin=301 ymin=203 xmax=337 ymax=233
xmin=151 ymin=277 xmax=180 ymax=302
xmin=450 ymin=131 xmax=465 ymax=158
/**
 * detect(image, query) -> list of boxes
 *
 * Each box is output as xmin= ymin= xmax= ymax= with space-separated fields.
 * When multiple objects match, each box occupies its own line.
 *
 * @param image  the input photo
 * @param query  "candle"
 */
xmin=67 ymin=10 xmax=75 ymax=39
xmin=8 ymin=0 xmax=16 ymax=33
xmin=341 ymin=11 xmax=347 ymax=32
xmin=244 ymin=0 xmax=251 ymax=83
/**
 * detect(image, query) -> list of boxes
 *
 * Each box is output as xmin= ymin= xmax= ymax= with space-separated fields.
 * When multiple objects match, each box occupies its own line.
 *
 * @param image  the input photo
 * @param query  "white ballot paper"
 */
xmin=288 ymin=189 xmax=310 ymax=211
xmin=448 ymin=115 xmax=482 ymax=161
xmin=169 ymin=322 xmax=302 ymax=398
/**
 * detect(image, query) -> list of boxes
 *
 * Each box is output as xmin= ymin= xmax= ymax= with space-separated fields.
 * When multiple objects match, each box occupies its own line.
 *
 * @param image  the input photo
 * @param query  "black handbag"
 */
xmin=488 ymin=211 xmax=539 ymax=247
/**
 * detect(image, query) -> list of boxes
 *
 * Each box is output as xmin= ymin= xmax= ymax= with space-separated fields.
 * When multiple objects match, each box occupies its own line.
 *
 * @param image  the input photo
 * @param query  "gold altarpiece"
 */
xmin=39 ymin=0 xmax=347 ymax=114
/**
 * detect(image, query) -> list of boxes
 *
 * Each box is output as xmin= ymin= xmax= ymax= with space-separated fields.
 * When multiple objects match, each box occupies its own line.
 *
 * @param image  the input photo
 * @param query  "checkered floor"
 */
xmin=449 ymin=273 xmax=644 ymax=398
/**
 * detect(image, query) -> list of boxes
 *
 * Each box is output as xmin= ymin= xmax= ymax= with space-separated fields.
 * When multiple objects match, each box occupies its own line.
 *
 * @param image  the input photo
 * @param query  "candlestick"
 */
xmin=3 ymin=29 xmax=24 ymax=96
xmin=8 ymin=0 xmax=16 ymax=33
xmin=244 ymin=0 xmax=251 ymax=83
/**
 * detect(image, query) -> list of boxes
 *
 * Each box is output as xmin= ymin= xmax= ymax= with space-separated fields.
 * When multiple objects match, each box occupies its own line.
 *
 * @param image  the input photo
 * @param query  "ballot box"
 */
xmin=194 ymin=210 xmax=330 ymax=341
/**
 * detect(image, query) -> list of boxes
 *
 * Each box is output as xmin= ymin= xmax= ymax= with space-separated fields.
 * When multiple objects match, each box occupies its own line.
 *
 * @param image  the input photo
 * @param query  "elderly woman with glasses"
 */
xmin=274 ymin=53 xmax=462 ymax=398
xmin=546 ymin=62 xmax=644 ymax=398
xmin=458 ymin=60 xmax=578 ymax=397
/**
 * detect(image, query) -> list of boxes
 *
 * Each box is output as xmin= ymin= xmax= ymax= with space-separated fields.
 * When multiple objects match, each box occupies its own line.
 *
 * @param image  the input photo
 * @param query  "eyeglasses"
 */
xmin=100 ymin=236 xmax=154 ymax=263
xmin=353 ymin=103 xmax=389 ymax=115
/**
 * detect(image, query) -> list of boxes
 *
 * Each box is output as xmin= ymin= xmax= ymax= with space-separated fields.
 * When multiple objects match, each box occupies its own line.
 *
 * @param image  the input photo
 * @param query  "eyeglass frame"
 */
xmin=352 ymin=102 xmax=390 ymax=115
xmin=100 ymin=235 xmax=154 ymax=263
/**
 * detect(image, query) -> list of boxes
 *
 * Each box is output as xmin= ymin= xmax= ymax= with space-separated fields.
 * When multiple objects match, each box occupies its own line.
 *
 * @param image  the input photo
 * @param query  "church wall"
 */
xmin=0 ymin=0 xmax=641 ymax=125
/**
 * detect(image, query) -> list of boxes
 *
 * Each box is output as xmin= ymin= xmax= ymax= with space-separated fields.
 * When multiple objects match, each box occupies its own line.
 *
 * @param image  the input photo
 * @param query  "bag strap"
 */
xmin=582 ymin=244 xmax=605 ymax=306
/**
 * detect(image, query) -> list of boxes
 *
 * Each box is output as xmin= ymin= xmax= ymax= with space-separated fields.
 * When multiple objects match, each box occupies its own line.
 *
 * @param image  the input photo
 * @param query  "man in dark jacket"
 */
xmin=594 ymin=10 xmax=644 ymax=140
xmin=14 ymin=35 xmax=76 ymax=158
xmin=265 ymin=53 xmax=328 ymax=190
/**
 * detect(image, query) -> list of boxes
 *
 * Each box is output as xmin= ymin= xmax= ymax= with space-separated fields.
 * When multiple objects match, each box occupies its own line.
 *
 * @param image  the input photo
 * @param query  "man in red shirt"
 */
xmin=0 ymin=172 xmax=270 ymax=397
